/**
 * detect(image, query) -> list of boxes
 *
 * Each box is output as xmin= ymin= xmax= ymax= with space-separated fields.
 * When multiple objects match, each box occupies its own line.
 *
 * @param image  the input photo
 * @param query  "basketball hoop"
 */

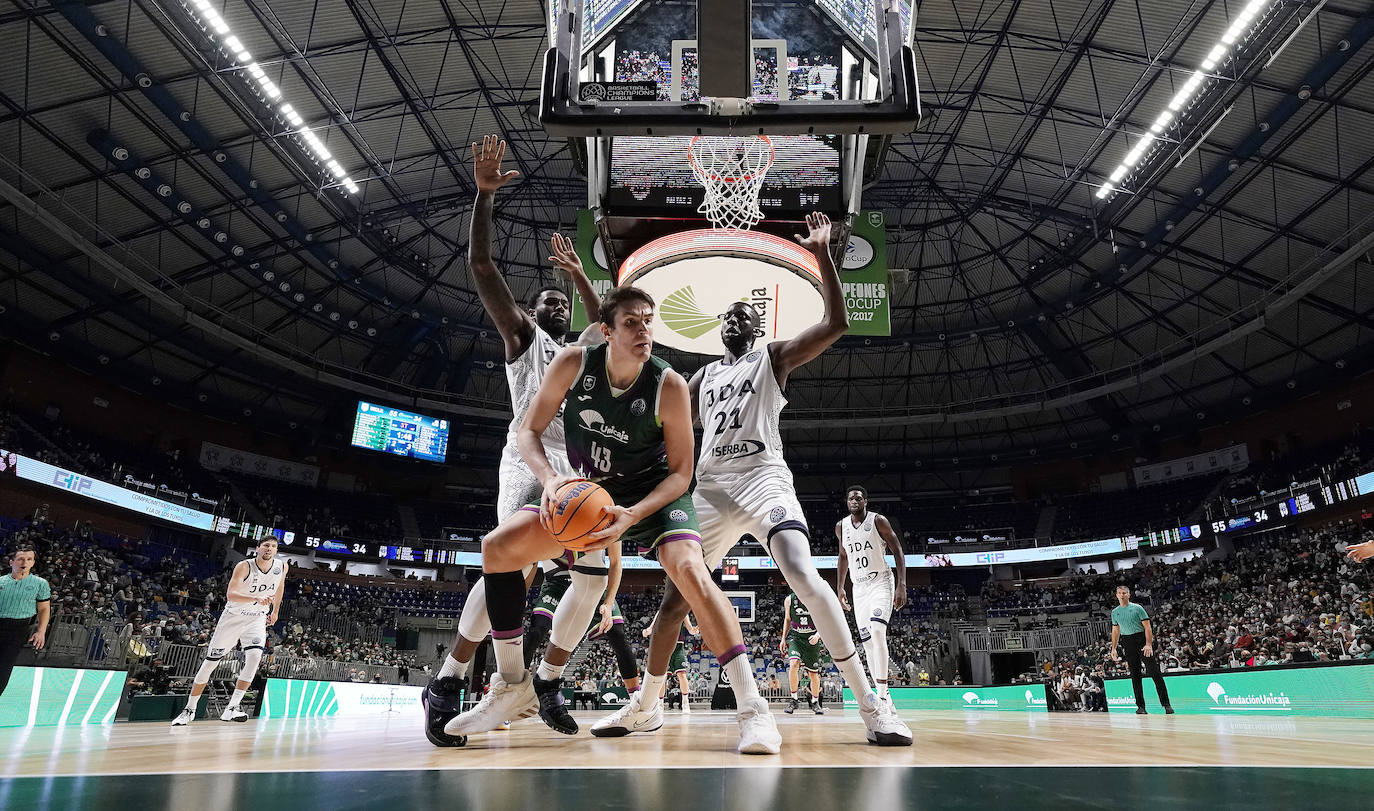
xmin=687 ymin=135 xmax=775 ymax=230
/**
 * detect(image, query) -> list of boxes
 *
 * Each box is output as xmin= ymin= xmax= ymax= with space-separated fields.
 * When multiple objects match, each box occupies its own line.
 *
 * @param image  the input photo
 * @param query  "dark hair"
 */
xmin=529 ymin=285 xmax=568 ymax=309
xmin=846 ymin=485 xmax=867 ymax=498
xmin=598 ymin=286 xmax=656 ymax=325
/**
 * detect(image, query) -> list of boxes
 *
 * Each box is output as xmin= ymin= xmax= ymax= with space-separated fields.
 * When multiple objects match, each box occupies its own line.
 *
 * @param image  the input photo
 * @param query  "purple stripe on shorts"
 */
xmin=659 ymin=531 xmax=702 ymax=545
xmin=717 ymin=643 xmax=747 ymax=666
xmin=491 ymin=628 xmax=524 ymax=640
xmin=520 ymin=506 xmax=541 ymax=514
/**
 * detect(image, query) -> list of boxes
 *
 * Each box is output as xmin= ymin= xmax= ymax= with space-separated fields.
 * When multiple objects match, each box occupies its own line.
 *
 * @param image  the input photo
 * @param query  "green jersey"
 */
xmin=1112 ymin=602 xmax=1149 ymax=636
xmin=563 ymin=343 xmax=673 ymax=501
xmin=787 ymin=595 xmax=816 ymax=636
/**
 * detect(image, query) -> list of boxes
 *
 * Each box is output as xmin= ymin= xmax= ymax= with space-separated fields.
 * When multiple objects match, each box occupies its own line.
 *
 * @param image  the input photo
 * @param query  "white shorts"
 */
xmin=852 ymin=572 xmax=894 ymax=633
xmin=695 ymin=467 xmax=807 ymax=570
xmin=496 ymin=446 xmax=576 ymax=522
xmin=208 ymin=607 xmax=269 ymax=657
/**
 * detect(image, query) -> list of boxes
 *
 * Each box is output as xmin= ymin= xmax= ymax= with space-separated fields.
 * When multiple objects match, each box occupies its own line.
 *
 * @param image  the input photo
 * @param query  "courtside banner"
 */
xmin=6 ymin=450 xmax=217 ymax=531
xmin=0 ymin=667 xmax=126 ymax=727
xmin=1106 ymin=662 xmax=1374 ymax=718
xmin=843 ymin=684 xmax=1048 ymax=712
xmin=260 ymin=678 xmax=423 ymax=718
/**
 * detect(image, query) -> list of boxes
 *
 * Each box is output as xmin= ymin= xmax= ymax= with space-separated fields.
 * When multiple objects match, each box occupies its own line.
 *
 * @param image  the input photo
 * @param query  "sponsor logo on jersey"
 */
xmin=630 ymin=398 xmax=646 ymax=416
xmin=578 ymin=409 xmax=630 ymax=443
xmin=769 ymin=505 xmax=787 ymax=523
xmin=669 ymin=509 xmax=689 ymax=522
xmin=711 ymin=439 xmax=766 ymax=461
xmin=582 ymin=375 xmax=596 ymax=391
xmin=864 ymin=522 xmax=873 ymax=532
xmin=746 ymin=350 xmax=761 ymax=363
xmin=661 ymin=286 xmax=720 ymax=339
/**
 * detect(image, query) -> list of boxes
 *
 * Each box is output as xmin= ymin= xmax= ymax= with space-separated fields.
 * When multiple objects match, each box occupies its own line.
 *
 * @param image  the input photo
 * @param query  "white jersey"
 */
xmin=228 ymin=558 xmax=286 ymax=613
xmin=696 ymin=345 xmax=789 ymax=476
xmin=500 ymin=324 xmax=572 ymax=476
xmin=841 ymin=512 xmax=892 ymax=581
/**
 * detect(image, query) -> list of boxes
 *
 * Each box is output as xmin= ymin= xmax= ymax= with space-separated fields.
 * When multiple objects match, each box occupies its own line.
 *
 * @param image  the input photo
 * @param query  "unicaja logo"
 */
xmin=1205 ymin=681 xmax=1291 ymax=710
xmin=1024 ymin=689 xmax=1046 ymax=707
xmin=962 ymin=691 xmax=998 ymax=707
xmin=660 ymin=287 xmax=719 ymax=339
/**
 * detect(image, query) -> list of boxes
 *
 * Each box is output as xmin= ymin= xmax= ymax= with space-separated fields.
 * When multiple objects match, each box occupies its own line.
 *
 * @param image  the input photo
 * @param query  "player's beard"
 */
xmin=540 ymin=312 xmax=570 ymax=343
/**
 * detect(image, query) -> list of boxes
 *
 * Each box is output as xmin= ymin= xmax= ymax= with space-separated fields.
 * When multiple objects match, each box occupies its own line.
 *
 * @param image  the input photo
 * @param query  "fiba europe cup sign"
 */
xmin=571 ymin=210 xmax=891 ymax=355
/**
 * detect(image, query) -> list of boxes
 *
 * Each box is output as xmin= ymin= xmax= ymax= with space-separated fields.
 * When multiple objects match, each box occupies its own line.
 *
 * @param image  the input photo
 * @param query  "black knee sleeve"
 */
xmin=607 ymin=625 xmax=639 ymax=682
xmin=525 ymin=613 xmax=553 ymax=669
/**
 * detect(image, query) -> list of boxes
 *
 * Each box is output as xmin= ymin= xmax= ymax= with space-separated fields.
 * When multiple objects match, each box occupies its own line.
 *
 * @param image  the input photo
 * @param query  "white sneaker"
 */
xmin=590 ymin=690 xmax=663 ymax=737
xmin=682 ymin=700 xmax=691 ymax=714
xmin=443 ymin=674 xmax=537 ymax=736
xmin=170 ymin=708 xmax=194 ymax=727
xmin=219 ymin=705 xmax=249 ymax=722
xmin=736 ymin=697 xmax=781 ymax=755
xmin=859 ymin=695 xmax=912 ymax=746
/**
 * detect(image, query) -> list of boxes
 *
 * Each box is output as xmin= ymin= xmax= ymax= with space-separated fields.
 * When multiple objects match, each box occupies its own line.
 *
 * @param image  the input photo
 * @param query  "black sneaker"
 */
xmin=421 ymin=677 xmax=468 ymax=748
xmin=784 ymin=697 xmax=798 ymax=714
xmin=1135 ymin=708 xmax=1148 ymax=715
xmin=811 ymin=697 xmax=824 ymax=715
xmin=1164 ymin=706 xmax=1176 ymax=715
xmin=533 ymin=676 xmax=578 ymax=735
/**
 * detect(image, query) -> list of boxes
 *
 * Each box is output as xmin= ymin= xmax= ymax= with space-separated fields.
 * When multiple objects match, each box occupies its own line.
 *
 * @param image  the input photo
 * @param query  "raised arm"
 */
xmin=469 ymin=135 xmax=535 ymax=361
xmin=835 ymin=521 xmax=851 ymax=612
xmin=876 ymin=514 xmax=907 ymax=611
xmin=769 ymin=212 xmax=848 ymax=386
xmin=548 ymin=232 xmax=602 ymax=328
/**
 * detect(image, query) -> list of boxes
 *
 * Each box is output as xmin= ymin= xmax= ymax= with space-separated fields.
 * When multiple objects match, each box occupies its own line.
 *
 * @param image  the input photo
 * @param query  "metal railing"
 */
xmin=962 ymin=621 xmax=1110 ymax=653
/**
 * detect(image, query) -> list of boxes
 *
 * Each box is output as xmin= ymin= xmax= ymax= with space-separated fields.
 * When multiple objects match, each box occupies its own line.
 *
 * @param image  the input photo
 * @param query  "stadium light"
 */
xmin=1096 ymin=0 xmax=1273 ymax=201
xmin=182 ymin=2 xmax=362 ymax=194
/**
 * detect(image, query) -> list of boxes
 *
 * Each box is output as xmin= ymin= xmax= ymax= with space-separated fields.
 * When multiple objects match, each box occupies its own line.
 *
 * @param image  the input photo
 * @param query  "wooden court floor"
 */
xmin=3 ymin=708 xmax=1374 ymax=809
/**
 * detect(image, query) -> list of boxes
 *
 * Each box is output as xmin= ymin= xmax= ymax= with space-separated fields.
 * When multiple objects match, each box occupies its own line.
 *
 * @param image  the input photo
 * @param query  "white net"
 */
xmin=687 ymin=135 xmax=775 ymax=230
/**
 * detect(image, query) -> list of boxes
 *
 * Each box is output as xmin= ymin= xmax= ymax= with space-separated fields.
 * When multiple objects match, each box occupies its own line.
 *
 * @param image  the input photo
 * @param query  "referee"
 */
xmin=0 ymin=544 xmax=51 ymax=698
xmin=1110 ymin=584 xmax=1173 ymax=715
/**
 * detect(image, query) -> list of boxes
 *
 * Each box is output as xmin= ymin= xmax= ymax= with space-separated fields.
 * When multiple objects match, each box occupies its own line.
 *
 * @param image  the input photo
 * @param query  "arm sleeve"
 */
xmin=1137 ymin=605 xmax=1149 ymax=620
xmin=37 ymin=579 xmax=51 ymax=601
xmin=1110 ymin=610 xmax=1118 ymax=627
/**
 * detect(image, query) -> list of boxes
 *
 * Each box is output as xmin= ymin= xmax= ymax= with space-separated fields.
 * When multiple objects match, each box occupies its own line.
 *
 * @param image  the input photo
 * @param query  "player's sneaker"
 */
xmin=170 ymin=708 xmax=194 ymax=727
xmin=736 ymin=697 xmax=781 ymax=755
xmin=421 ymin=677 xmax=467 ymax=748
xmin=784 ymin=697 xmax=798 ymax=714
xmin=533 ymin=676 xmax=577 ymax=735
xmin=859 ymin=695 xmax=912 ymax=746
xmin=810 ymin=696 xmax=824 ymax=715
xmin=590 ymin=690 xmax=663 ymax=737
xmin=443 ymin=673 xmax=537 ymax=736
xmin=219 ymin=705 xmax=249 ymax=722
xmin=682 ymin=699 xmax=690 ymax=714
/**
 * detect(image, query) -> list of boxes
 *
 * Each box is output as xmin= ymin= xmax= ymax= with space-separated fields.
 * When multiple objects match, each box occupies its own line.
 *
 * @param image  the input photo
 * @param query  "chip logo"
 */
xmin=769 ymin=505 xmax=787 ymax=523
xmin=746 ymin=350 xmax=761 ymax=363
xmin=582 ymin=375 xmax=596 ymax=391
xmin=864 ymin=522 xmax=872 ymax=532
xmin=630 ymin=398 xmax=647 ymax=416
xmin=669 ymin=509 xmax=689 ymax=522
xmin=872 ymin=607 xmax=885 ymax=619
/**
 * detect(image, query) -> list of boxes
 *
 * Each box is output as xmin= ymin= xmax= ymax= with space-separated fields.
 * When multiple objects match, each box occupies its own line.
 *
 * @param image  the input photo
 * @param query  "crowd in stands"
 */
xmin=237 ymin=478 xmax=404 ymax=545
xmin=1221 ymin=429 xmax=1372 ymax=508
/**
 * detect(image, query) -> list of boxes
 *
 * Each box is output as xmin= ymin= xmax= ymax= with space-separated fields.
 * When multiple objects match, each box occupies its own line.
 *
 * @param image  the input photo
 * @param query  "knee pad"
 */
xmin=549 ymin=570 xmax=606 ymax=652
xmin=421 ymin=678 xmax=468 ymax=748
xmin=239 ymin=647 xmax=263 ymax=681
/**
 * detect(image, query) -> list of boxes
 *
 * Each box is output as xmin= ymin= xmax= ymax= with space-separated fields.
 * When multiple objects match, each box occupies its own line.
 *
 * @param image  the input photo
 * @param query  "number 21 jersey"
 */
xmin=696 ymin=346 xmax=788 ymax=476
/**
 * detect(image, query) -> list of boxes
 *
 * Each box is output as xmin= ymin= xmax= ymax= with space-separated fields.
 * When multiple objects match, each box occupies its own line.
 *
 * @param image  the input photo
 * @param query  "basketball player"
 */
xmin=422 ymin=135 xmax=609 ymax=746
xmin=171 ymin=537 xmax=284 ymax=725
xmin=528 ymin=548 xmax=640 ymax=692
xmin=779 ymin=593 xmax=824 ymax=715
xmin=642 ymin=611 xmax=697 ymax=711
xmin=1110 ymin=584 xmax=1174 ymax=715
xmin=836 ymin=485 xmax=907 ymax=700
xmin=602 ymin=212 xmax=909 ymax=744
xmin=445 ymin=286 xmax=782 ymax=754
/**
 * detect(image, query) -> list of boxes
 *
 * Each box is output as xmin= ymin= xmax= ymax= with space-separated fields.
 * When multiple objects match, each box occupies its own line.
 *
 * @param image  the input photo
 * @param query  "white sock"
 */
xmin=438 ymin=654 xmax=468 ymax=680
xmin=229 ymin=688 xmax=246 ymax=708
xmin=725 ymin=656 xmax=760 ymax=702
xmin=641 ymin=672 xmax=666 ymax=707
xmin=536 ymin=660 xmax=566 ymax=681
xmin=183 ymin=693 xmax=202 ymax=713
xmin=834 ymin=652 xmax=877 ymax=707
xmin=790 ymin=691 xmax=798 ymax=699
xmin=493 ymin=634 xmax=526 ymax=684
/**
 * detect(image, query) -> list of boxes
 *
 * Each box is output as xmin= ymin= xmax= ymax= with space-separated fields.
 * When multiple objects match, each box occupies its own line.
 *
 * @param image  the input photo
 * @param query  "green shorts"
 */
xmin=585 ymin=600 xmax=623 ymax=641
xmin=786 ymin=632 xmax=824 ymax=670
xmin=532 ymin=575 xmax=571 ymax=620
xmin=617 ymin=491 xmax=702 ymax=561
xmin=668 ymin=641 xmax=689 ymax=674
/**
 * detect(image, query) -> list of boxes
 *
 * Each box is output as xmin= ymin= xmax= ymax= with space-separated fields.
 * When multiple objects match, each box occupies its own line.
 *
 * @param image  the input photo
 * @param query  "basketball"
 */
xmin=548 ymin=480 xmax=615 ymax=550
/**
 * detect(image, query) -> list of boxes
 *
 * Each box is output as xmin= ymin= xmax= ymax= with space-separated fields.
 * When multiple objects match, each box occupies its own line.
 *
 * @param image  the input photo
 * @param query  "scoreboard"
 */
xmin=350 ymin=402 xmax=449 ymax=463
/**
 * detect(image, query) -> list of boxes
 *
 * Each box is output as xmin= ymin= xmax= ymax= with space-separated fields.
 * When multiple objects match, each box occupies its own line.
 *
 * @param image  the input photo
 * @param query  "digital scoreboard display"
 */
xmin=381 ymin=545 xmax=466 ymax=566
xmin=351 ymin=402 xmax=449 ymax=463
xmin=608 ymin=135 xmax=841 ymax=216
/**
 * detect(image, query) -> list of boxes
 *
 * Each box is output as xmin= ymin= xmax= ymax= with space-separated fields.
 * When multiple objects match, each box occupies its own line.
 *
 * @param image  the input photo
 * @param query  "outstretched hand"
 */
xmin=548 ymin=233 xmax=584 ymax=276
xmin=472 ymin=135 xmax=520 ymax=192
xmin=793 ymin=211 xmax=832 ymax=255
xmin=1346 ymin=540 xmax=1374 ymax=563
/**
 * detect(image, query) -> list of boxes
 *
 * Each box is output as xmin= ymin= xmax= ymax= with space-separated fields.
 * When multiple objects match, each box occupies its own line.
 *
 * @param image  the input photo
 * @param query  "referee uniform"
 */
xmin=0 ymin=570 xmax=50 ymax=697
xmin=1111 ymin=600 xmax=1171 ymax=712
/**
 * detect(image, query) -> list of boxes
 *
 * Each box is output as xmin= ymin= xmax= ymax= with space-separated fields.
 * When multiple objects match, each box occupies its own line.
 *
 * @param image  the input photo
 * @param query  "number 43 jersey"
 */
xmin=695 ymin=346 xmax=788 ymax=477
xmin=563 ymin=343 xmax=674 ymax=501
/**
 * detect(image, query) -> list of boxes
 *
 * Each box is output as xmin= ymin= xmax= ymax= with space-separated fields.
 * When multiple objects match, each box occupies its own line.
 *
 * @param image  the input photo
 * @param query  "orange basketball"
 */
xmin=548 ymin=480 xmax=615 ymax=550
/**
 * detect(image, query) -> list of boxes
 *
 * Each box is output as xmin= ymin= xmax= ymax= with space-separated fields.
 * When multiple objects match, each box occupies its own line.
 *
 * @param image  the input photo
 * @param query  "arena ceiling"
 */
xmin=1 ymin=0 xmax=1372 ymax=478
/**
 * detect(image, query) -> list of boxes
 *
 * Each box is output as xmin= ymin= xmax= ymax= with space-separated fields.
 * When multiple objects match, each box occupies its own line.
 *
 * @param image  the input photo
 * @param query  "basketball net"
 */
xmin=687 ymin=135 xmax=775 ymax=230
